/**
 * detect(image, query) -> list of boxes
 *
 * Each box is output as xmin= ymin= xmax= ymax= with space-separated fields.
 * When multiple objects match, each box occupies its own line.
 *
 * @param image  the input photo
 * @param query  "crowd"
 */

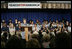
xmin=1 ymin=18 xmax=71 ymax=48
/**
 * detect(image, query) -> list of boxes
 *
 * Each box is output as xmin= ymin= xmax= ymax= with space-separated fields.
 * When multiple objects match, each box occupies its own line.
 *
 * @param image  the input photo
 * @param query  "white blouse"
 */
xmin=9 ymin=27 xmax=15 ymax=36
xmin=68 ymin=26 xmax=71 ymax=32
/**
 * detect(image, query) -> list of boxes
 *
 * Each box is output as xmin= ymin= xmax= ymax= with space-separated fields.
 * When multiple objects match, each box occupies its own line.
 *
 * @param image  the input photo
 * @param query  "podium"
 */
xmin=21 ymin=26 xmax=32 ymax=41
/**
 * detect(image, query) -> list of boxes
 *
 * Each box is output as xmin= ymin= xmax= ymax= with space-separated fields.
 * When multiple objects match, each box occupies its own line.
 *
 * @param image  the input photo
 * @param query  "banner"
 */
xmin=8 ymin=2 xmax=41 ymax=9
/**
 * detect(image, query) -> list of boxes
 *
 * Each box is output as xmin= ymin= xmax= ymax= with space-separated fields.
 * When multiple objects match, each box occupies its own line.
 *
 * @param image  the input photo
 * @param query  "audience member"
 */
xmin=26 ymin=39 xmax=41 ymax=48
xmin=5 ymin=35 xmax=24 ymax=48
xmin=55 ymin=33 xmax=71 ymax=48
xmin=9 ymin=23 xmax=15 ymax=36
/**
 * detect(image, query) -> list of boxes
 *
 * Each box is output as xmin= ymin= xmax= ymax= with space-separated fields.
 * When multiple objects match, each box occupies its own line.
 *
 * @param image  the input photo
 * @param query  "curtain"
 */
xmin=1 ymin=12 xmax=71 ymax=24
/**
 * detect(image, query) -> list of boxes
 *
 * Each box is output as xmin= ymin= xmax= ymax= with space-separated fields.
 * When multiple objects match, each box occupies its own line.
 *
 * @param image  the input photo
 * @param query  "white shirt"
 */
xmin=30 ymin=24 xmax=34 ymax=28
xmin=68 ymin=26 xmax=71 ymax=32
xmin=48 ymin=23 xmax=50 ymax=27
xmin=9 ymin=27 xmax=15 ymax=35
xmin=33 ymin=31 xmax=39 ymax=34
xmin=32 ymin=25 xmax=41 ymax=31
xmin=52 ymin=24 xmax=57 ymax=27
xmin=21 ymin=32 xmax=25 ymax=39
xmin=37 ymin=25 xmax=41 ymax=31
xmin=50 ymin=32 xmax=55 ymax=36
xmin=32 ymin=27 xmax=38 ymax=31
xmin=45 ymin=23 xmax=50 ymax=27
xmin=1 ymin=23 xmax=2 ymax=28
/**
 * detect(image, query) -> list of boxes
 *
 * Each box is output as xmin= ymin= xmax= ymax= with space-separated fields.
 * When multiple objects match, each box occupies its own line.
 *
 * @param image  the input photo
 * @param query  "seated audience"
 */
xmin=1 ymin=18 xmax=71 ymax=48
